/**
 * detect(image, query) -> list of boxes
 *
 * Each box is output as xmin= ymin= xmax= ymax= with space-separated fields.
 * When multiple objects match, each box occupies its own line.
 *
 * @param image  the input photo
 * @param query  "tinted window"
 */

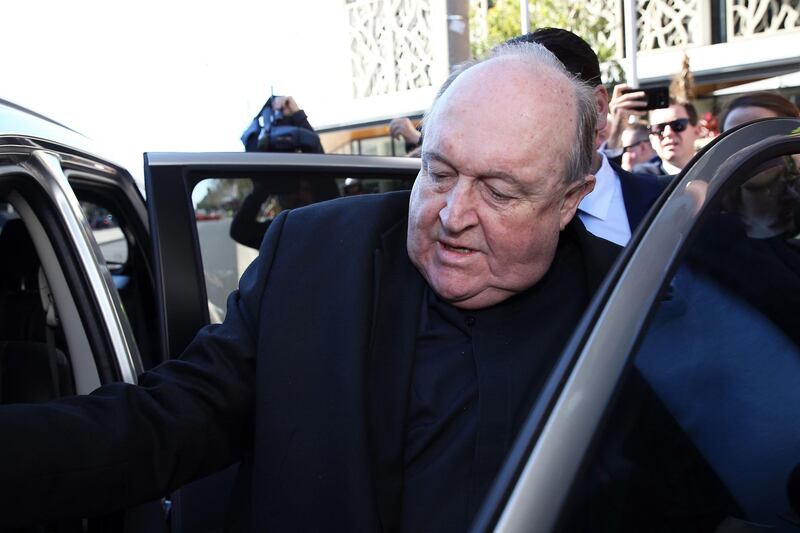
xmin=79 ymin=200 xmax=128 ymax=267
xmin=559 ymin=154 xmax=800 ymax=532
xmin=191 ymin=173 xmax=415 ymax=322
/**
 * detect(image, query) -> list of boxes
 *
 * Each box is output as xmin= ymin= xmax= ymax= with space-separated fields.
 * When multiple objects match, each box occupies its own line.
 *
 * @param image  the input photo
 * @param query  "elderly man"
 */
xmin=649 ymin=99 xmax=703 ymax=174
xmin=0 ymin=43 xmax=617 ymax=531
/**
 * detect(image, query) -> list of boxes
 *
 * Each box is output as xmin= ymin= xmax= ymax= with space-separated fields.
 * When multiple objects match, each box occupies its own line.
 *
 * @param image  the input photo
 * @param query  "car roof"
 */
xmin=0 ymin=98 xmax=143 ymax=194
xmin=0 ymin=98 xmax=96 ymax=152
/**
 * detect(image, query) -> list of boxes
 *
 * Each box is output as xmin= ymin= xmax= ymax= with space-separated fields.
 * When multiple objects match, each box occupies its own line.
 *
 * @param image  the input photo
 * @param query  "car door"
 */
xmin=474 ymin=117 xmax=800 ymax=532
xmin=0 ymin=130 xmax=173 ymax=530
xmin=144 ymin=151 xmax=420 ymax=531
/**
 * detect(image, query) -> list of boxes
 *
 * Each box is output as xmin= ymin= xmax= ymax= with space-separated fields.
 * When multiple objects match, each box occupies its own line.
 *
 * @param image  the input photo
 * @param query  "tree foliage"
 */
xmin=469 ymin=0 xmax=622 ymax=82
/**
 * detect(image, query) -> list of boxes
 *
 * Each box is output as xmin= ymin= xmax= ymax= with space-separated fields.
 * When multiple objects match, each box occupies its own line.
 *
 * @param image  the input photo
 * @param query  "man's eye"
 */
xmin=427 ymin=169 xmax=453 ymax=185
xmin=486 ymin=185 xmax=512 ymax=202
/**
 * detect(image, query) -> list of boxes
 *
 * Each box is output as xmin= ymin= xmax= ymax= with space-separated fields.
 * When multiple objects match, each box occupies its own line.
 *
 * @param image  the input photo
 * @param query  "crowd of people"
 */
xmin=599 ymin=84 xmax=799 ymax=177
xmin=0 ymin=23 xmax=799 ymax=533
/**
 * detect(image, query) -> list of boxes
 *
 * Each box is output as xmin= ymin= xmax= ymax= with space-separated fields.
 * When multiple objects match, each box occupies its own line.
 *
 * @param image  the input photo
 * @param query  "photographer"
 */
xmin=233 ymin=96 xmax=338 ymax=249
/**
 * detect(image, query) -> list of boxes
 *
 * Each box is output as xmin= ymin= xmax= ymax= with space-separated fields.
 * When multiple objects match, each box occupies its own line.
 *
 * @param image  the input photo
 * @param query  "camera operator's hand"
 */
xmin=607 ymin=83 xmax=648 ymax=149
xmin=272 ymin=96 xmax=301 ymax=117
xmin=389 ymin=117 xmax=421 ymax=146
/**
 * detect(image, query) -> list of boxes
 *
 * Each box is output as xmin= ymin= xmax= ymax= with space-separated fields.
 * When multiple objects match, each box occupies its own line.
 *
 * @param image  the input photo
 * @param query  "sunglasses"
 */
xmin=649 ymin=117 xmax=691 ymax=137
xmin=622 ymin=139 xmax=647 ymax=153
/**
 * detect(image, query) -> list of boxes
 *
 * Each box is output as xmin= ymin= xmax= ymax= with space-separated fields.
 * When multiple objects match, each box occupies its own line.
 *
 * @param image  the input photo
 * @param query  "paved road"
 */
xmin=95 ymin=228 xmax=127 ymax=265
xmin=97 ymin=218 xmax=258 ymax=323
xmin=196 ymin=218 xmax=258 ymax=323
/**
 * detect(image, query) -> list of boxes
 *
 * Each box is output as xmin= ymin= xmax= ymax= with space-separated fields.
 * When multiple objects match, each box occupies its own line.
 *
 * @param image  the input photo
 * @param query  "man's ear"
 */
xmin=560 ymin=174 xmax=596 ymax=230
xmin=594 ymin=85 xmax=610 ymax=132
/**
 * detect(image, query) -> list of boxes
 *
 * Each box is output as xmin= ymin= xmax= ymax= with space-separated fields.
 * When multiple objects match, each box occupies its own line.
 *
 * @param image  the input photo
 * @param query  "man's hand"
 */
xmin=607 ymin=84 xmax=648 ymax=148
xmin=389 ymin=117 xmax=421 ymax=146
xmin=272 ymin=96 xmax=300 ymax=117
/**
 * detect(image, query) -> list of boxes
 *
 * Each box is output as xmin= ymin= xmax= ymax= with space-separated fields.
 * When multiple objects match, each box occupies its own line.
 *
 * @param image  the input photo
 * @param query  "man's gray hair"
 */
xmin=422 ymin=41 xmax=597 ymax=185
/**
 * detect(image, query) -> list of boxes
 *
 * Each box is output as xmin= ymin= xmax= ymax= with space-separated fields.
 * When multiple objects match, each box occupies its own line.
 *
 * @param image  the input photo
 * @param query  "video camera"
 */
xmin=241 ymin=96 xmax=323 ymax=154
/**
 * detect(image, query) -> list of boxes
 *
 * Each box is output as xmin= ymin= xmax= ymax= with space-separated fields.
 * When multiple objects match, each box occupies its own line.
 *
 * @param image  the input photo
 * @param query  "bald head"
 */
xmin=423 ymin=42 xmax=597 ymax=185
xmin=407 ymin=43 xmax=599 ymax=309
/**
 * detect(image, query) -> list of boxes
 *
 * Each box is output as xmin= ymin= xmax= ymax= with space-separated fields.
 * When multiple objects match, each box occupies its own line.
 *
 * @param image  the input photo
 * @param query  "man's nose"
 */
xmin=439 ymin=178 xmax=478 ymax=233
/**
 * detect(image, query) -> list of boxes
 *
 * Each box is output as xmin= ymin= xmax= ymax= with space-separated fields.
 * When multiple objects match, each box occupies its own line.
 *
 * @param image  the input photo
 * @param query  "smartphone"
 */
xmin=641 ymin=86 xmax=670 ymax=110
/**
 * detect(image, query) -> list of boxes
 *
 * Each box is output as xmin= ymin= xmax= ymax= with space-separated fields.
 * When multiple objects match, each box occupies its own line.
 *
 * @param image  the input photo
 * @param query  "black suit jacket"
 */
xmin=0 ymin=191 xmax=619 ymax=530
xmin=611 ymin=161 xmax=669 ymax=232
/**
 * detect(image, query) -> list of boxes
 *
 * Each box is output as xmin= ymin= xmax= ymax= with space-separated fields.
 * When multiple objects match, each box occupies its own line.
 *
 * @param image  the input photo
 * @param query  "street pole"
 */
xmin=520 ymin=0 xmax=529 ymax=34
xmin=623 ymin=0 xmax=639 ymax=88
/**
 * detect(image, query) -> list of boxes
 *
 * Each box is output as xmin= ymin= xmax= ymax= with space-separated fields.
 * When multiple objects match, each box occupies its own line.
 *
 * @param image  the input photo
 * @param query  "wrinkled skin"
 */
xmin=406 ymin=56 xmax=595 ymax=309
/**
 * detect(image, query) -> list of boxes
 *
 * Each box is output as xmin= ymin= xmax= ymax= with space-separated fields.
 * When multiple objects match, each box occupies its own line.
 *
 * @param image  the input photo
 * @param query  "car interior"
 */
xmin=69 ymin=174 xmax=162 ymax=371
xmin=0 ymin=191 xmax=100 ymax=406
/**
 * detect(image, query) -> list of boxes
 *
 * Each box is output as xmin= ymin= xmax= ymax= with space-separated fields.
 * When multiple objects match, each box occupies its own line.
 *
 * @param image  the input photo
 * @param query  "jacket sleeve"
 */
xmin=0 ymin=211 xmax=291 ymax=526
xmin=287 ymin=109 xmax=314 ymax=131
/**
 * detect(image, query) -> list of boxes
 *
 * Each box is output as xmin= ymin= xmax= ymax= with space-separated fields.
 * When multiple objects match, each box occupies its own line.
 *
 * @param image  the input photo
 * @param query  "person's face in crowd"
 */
xmin=407 ymin=56 xmax=594 ymax=309
xmin=723 ymin=155 xmax=800 ymax=239
xmin=649 ymin=104 xmax=702 ymax=170
xmin=722 ymin=104 xmax=800 ymax=238
xmin=620 ymin=128 xmax=656 ymax=171
xmin=723 ymin=105 xmax=780 ymax=132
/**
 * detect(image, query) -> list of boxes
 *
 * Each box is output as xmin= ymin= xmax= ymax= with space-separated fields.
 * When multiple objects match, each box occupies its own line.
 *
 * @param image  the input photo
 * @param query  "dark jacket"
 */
xmin=0 ymin=191 xmax=619 ymax=530
xmin=612 ymin=160 xmax=670 ymax=232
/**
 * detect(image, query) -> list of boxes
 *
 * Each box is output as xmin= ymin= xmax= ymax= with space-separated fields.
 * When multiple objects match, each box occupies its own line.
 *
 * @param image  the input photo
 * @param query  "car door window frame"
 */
xmin=1 ymin=149 xmax=142 ymax=385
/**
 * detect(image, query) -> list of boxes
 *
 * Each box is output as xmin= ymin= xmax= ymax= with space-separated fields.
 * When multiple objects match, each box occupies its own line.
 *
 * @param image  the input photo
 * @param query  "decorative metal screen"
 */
xmin=637 ymin=0 xmax=702 ymax=50
xmin=347 ymin=0 xmax=435 ymax=99
xmin=727 ymin=0 xmax=800 ymax=39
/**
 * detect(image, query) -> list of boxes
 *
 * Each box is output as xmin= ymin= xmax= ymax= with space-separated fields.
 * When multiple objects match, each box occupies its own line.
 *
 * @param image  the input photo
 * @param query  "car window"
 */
xmin=191 ymin=173 xmax=415 ymax=323
xmin=73 ymin=188 xmax=159 ymax=369
xmin=557 ymin=153 xmax=800 ymax=532
xmin=80 ymin=200 xmax=128 ymax=267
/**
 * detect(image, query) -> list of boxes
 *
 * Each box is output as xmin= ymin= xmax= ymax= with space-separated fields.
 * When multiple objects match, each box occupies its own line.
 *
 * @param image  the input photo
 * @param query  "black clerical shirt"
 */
xmin=400 ymin=234 xmax=589 ymax=532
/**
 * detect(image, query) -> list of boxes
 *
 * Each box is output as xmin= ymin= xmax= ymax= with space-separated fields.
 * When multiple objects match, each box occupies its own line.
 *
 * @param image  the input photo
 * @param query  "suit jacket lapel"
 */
xmin=366 ymin=218 xmax=425 ymax=533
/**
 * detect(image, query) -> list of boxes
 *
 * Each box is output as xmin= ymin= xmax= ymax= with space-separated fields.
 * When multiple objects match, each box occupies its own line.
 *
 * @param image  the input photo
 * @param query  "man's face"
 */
xmin=621 ymin=129 xmax=653 ymax=170
xmin=407 ymin=57 xmax=594 ymax=309
xmin=649 ymin=104 xmax=701 ymax=169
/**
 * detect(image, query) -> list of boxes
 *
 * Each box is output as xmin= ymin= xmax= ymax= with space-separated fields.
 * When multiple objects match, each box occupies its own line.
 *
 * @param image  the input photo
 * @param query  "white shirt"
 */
xmin=577 ymin=152 xmax=631 ymax=246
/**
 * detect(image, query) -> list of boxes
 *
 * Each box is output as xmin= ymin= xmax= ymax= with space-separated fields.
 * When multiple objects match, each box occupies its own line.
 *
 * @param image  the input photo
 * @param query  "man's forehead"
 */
xmin=621 ymin=129 xmax=637 ymax=143
xmin=425 ymin=59 xmax=574 ymax=182
xmin=430 ymin=58 xmax=574 ymax=137
xmin=650 ymin=104 xmax=688 ymax=123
